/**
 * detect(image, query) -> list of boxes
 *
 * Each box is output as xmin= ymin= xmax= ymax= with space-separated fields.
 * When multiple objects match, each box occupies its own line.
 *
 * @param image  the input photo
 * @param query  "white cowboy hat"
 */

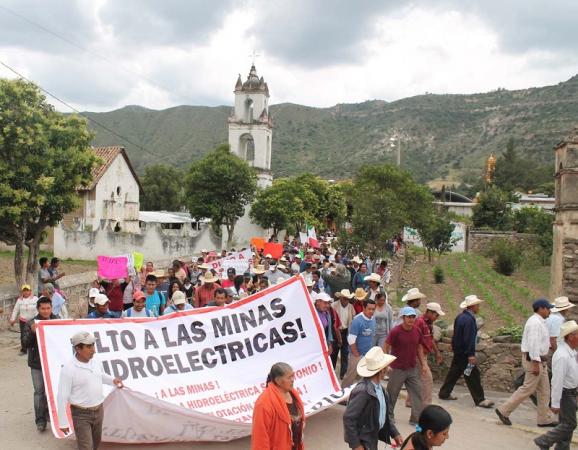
xmin=252 ymin=264 xmax=266 ymax=275
xmin=364 ymin=273 xmax=381 ymax=284
xmin=460 ymin=294 xmax=484 ymax=309
xmin=357 ymin=346 xmax=397 ymax=377
xmin=336 ymin=289 xmax=354 ymax=299
xmin=351 ymin=256 xmax=363 ymax=264
xmin=402 ymin=288 xmax=427 ymax=302
xmin=201 ymin=249 xmax=208 ymax=253
xmin=426 ymin=302 xmax=446 ymax=316
xmin=354 ymin=288 xmax=367 ymax=301
xmin=277 ymin=263 xmax=287 ymax=270
xmin=198 ymin=263 xmax=211 ymax=270
xmin=201 ymin=272 xmax=219 ymax=283
xmin=551 ymin=296 xmax=576 ymax=313
xmin=304 ymin=278 xmax=315 ymax=287
xmin=152 ymin=269 xmax=166 ymax=278
xmin=264 ymin=253 xmax=273 ymax=258
xmin=560 ymin=320 xmax=578 ymax=338
xmin=313 ymin=292 xmax=333 ymax=303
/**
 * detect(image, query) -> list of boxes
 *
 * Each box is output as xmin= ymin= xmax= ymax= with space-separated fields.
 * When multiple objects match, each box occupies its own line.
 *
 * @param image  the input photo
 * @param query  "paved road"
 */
xmin=0 ymin=331 xmax=573 ymax=449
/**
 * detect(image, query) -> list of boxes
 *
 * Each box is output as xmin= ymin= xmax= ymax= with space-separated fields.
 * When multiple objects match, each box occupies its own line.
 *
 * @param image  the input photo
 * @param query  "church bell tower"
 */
xmin=228 ymin=64 xmax=273 ymax=188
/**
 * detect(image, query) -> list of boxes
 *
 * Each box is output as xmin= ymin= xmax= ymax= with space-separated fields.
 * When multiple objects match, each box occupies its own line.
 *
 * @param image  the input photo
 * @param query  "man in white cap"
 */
xmin=87 ymin=287 xmax=100 ymax=315
xmin=86 ymin=294 xmax=116 ymax=319
xmin=546 ymin=296 xmax=575 ymax=352
xmin=332 ymin=289 xmax=356 ymax=378
xmin=57 ymin=331 xmax=124 ymax=449
xmin=414 ymin=302 xmax=446 ymax=405
xmin=163 ymin=291 xmax=194 ymax=314
xmin=534 ymin=320 xmax=578 ymax=450
xmin=496 ymin=299 xmax=558 ymax=427
xmin=438 ymin=295 xmax=494 ymax=408
xmin=343 ymin=347 xmax=403 ymax=450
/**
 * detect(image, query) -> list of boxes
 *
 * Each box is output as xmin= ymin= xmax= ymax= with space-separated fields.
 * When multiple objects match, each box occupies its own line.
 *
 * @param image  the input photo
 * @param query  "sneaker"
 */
xmin=495 ymin=408 xmax=511 ymax=426
xmin=477 ymin=399 xmax=495 ymax=408
xmin=439 ymin=394 xmax=458 ymax=400
xmin=533 ymin=437 xmax=549 ymax=449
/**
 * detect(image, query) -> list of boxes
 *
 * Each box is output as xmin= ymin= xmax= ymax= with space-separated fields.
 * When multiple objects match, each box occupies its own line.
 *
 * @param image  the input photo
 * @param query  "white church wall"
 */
xmin=54 ymin=223 xmax=221 ymax=260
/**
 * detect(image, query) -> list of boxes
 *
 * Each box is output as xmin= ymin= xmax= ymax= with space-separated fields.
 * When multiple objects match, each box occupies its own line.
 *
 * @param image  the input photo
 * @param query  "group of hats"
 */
xmin=533 ymin=296 xmax=578 ymax=338
xmin=88 ymin=288 xmax=109 ymax=308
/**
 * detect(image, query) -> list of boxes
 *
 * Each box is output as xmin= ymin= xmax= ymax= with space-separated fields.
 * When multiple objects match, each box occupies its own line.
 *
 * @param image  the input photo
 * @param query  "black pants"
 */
xmin=330 ymin=329 xmax=349 ymax=378
xmin=439 ymin=353 xmax=485 ymax=405
xmin=535 ymin=388 xmax=577 ymax=450
xmin=19 ymin=320 xmax=27 ymax=353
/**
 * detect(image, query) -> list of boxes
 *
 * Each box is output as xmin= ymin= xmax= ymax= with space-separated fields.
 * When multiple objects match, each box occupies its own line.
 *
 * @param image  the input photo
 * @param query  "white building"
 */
xmin=60 ymin=146 xmax=141 ymax=233
xmin=226 ymin=65 xmax=273 ymax=247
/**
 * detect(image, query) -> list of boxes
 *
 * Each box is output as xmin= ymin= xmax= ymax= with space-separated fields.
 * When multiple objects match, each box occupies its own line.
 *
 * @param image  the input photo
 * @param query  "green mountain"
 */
xmin=85 ymin=75 xmax=578 ymax=183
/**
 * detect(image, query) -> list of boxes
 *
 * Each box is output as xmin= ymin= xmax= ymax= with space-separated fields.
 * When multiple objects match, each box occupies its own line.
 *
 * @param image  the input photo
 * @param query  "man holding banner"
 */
xmin=57 ymin=331 xmax=123 ymax=450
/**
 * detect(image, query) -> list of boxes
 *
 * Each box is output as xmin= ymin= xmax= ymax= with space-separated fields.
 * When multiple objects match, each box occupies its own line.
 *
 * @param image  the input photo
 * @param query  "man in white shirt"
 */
xmin=535 ymin=320 xmax=578 ymax=450
xmin=496 ymin=299 xmax=558 ymax=427
xmin=546 ymin=297 xmax=575 ymax=351
xmin=57 ymin=331 xmax=123 ymax=449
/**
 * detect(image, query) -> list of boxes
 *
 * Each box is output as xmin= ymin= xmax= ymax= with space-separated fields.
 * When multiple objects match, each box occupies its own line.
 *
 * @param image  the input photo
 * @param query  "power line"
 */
xmin=0 ymin=4 xmax=182 ymax=102
xmin=0 ymin=59 xmax=179 ymax=167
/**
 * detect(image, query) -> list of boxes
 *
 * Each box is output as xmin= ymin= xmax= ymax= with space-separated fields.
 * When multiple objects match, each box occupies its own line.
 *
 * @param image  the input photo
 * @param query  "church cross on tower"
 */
xmin=248 ymin=50 xmax=260 ymax=65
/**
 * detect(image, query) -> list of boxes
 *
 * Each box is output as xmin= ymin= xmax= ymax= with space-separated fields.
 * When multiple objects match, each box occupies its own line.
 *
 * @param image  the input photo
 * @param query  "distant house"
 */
xmin=60 ymin=146 xmax=142 ymax=233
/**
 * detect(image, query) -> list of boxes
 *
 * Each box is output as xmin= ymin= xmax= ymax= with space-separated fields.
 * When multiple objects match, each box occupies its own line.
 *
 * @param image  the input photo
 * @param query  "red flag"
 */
xmin=263 ymin=242 xmax=283 ymax=259
xmin=308 ymin=237 xmax=320 ymax=249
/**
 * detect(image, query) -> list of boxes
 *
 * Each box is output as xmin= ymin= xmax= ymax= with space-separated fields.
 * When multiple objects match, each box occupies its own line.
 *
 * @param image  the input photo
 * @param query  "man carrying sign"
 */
xmin=57 ymin=331 xmax=124 ymax=450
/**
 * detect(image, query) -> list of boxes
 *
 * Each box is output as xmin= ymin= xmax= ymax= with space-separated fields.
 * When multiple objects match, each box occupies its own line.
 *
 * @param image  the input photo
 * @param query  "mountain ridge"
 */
xmin=85 ymin=75 xmax=578 ymax=183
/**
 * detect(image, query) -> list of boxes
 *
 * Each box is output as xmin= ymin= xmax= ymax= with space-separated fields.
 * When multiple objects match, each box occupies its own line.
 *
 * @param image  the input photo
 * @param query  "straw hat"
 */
xmin=198 ymin=263 xmax=211 ymax=270
xmin=21 ymin=284 xmax=32 ymax=291
xmin=426 ymin=302 xmax=446 ymax=316
xmin=364 ymin=273 xmax=381 ymax=284
xmin=551 ymin=296 xmax=576 ymax=313
xmin=560 ymin=320 xmax=578 ymax=338
xmin=357 ymin=346 xmax=397 ymax=377
xmin=351 ymin=256 xmax=363 ymax=264
xmin=201 ymin=272 xmax=219 ymax=283
xmin=265 ymin=253 xmax=273 ymax=258
xmin=401 ymin=288 xmax=427 ymax=303
xmin=304 ymin=278 xmax=315 ymax=287
xmin=336 ymin=289 xmax=354 ymax=299
xmin=459 ymin=294 xmax=484 ymax=309
xmin=252 ymin=264 xmax=266 ymax=275
xmin=354 ymin=288 xmax=367 ymax=301
xmin=152 ymin=269 xmax=166 ymax=278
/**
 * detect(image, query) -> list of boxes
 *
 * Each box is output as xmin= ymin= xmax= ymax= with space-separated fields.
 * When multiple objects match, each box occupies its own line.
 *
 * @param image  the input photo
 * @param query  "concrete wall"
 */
xmin=54 ymin=222 xmax=221 ymax=260
xmin=467 ymin=230 xmax=537 ymax=254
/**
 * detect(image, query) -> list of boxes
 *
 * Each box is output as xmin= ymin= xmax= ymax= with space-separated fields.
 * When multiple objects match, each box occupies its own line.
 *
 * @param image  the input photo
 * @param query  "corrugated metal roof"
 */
xmin=139 ymin=211 xmax=209 ymax=224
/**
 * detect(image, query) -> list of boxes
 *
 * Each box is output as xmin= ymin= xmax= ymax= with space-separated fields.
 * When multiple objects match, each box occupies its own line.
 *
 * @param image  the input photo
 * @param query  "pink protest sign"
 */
xmin=97 ymin=256 xmax=128 ymax=279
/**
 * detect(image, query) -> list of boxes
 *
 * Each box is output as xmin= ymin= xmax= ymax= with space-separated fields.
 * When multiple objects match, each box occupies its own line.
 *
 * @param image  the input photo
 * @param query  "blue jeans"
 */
xmin=31 ymin=368 xmax=48 ymax=426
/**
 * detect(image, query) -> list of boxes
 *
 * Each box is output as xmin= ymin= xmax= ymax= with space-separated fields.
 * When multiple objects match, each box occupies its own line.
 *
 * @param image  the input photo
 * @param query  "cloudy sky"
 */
xmin=0 ymin=0 xmax=577 ymax=112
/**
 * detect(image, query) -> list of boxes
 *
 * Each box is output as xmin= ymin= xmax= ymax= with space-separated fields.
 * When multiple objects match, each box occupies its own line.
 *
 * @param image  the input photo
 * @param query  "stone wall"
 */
xmin=431 ymin=340 xmax=523 ymax=393
xmin=0 ymin=254 xmax=196 ymax=330
xmin=467 ymin=230 xmax=537 ymax=254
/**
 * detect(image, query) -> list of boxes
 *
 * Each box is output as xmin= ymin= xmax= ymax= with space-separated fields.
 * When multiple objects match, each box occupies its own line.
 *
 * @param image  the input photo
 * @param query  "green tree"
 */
xmin=417 ymin=211 xmax=456 ymax=262
xmin=350 ymin=164 xmax=435 ymax=256
xmin=250 ymin=179 xmax=312 ymax=237
xmin=0 ymin=78 xmax=98 ymax=288
xmin=140 ymin=164 xmax=184 ymax=211
xmin=472 ymin=187 xmax=512 ymax=230
xmin=185 ymin=144 xmax=257 ymax=248
xmin=511 ymin=206 xmax=554 ymax=264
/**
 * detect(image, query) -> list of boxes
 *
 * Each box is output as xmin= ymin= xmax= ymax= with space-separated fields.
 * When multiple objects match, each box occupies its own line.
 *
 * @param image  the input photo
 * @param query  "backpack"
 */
xmin=126 ymin=308 xmax=151 ymax=317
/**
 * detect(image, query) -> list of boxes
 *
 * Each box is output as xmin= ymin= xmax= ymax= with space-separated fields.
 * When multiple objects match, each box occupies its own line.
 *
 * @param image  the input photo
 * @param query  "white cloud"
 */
xmin=0 ymin=0 xmax=575 ymax=112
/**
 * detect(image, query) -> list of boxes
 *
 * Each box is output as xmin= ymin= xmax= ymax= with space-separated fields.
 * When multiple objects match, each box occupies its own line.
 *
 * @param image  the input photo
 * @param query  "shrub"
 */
xmin=493 ymin=325 xmax=523 ymax=343
xmin=433 ymin=266 xmax=445 ymax=283
xmin=487 ymin=239 xmax=522 ymax=276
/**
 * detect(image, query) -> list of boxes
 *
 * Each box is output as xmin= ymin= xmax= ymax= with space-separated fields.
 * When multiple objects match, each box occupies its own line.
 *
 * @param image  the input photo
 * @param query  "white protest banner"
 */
xmin=37 ymin=276 xmax=350 ymax=444
xmin=299 ymin=232 xmax=308 ymax=244
xmin=208 ymin=249 xmax=253 ymax=278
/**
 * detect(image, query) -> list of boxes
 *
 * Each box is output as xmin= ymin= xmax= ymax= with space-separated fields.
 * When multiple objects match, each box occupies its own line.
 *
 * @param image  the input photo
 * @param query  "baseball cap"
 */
xmin=21 ymin=284 xmax=32 ymax=291
xmin=172 ymin=291 xmax=186 ymax=305
xmin=227 ymin=267 xmax=236 ymax=275
xmin=400 ymin=306 xmax=417 ymax=317
xmin=94 ymin=294 xmax=109 ymax=306
xmin=88 ymin=288 xmax=100 ymax=298
xmin=70 ymin=331 xmax=96 ymax=346
xmin=132 ymin=290 xmax=146 ymax=301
